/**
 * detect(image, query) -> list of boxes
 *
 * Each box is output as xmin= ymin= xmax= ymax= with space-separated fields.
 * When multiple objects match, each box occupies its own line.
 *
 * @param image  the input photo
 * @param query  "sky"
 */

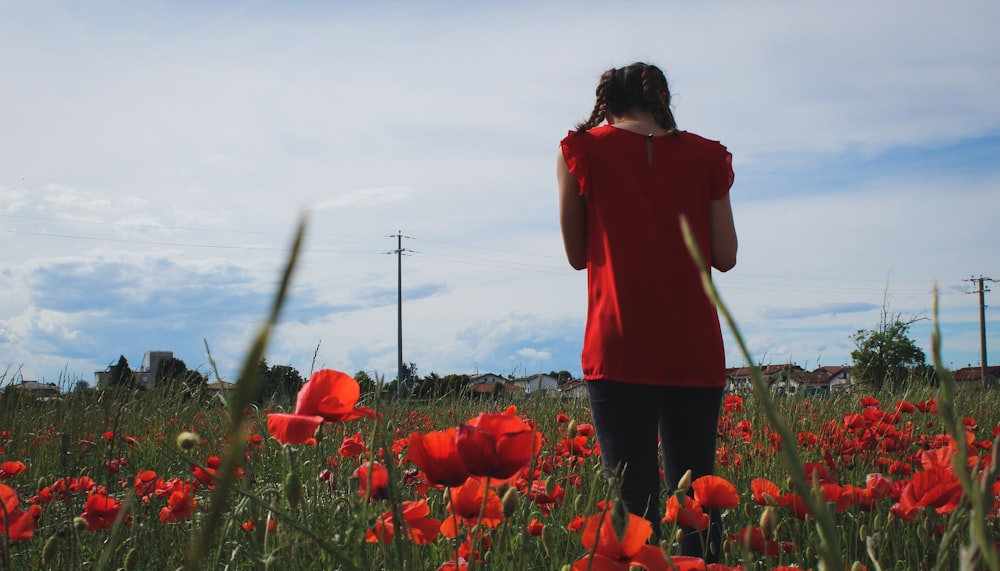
xmin=2 ymin=0 xmax=998 ymax=387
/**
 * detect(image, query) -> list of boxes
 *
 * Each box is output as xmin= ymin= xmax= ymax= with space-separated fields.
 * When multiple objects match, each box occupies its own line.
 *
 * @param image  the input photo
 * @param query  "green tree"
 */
xmin=254 ymin=359 xmax=304 ymax=405
xmin=155 ymin=357 xmax=207 ymax=401
xmin=107 ymin=355 xmax=138 ymax=390
xmin=851 ymin=313 xmax=930 ymax=390
xmin=355 ymin=370 xmax=377 ymax=397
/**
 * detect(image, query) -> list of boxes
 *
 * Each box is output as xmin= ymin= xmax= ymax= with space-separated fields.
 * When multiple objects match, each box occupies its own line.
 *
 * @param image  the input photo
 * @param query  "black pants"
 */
xmin=586 ymin=380 xmax=724 ymax=562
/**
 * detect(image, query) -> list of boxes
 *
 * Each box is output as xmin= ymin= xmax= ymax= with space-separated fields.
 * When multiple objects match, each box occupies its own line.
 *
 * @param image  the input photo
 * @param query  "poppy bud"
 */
xmin=561 ymin=566 xmax=572 ymax=571
xmin=502 ymin=487 xmax=520 ymax=519
xmin=760 ymin=506 xmax=778 ymax=537
xmin=544 ymin=477 xmax=557 ymax=498
xmin=677 ymin=470 xmax=693 ymax=494
xmin=858 ymin=525 xmax=867 ymax=542
xmin=659 ymin=539 xmax=670 ymax=560
xmin=611 ymin=500 xmax=629 ymax=542
xmin=542 ymin=524 xmax=556 ymax=557
xmin=806 ymin=546 xmax=816 ymax=561
xmin=42 ymin=535 xmax=59 ymax=565
xmin=573 ymin=494 xmax=584 ymax=513
xmin=566 ymin=420 xmax=577 ymax=436
xmin=73 ymin=517 xmax=88 ymax=532
xmin=37 ymin=477 xmax=47 ymax=492
xmin=761 ymin=492 xmax=779 ymax=507
xmin=176 ymin=431 xmax=200 ymax=451
xmin=873 ymin=514 xmax=881 ymax=530
xmin=851 ymin=561 xmax=864 ymax=571
xmin=675 ymin=529 xmax=684 ymax=544
xmin=285 ymin=470 xmax=302 ymax=510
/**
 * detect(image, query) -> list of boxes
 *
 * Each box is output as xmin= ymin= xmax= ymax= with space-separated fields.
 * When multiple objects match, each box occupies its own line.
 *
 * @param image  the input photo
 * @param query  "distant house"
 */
xmin=953 ymin=366 xmax=1000 ymax=387
xmin=467 ymin=373 xmax=518 ymax=399
xmin=817 ymin=365 xmax=853 ymax=392
xmin=558 ymin=378 xmax=587 ymax=399
xmin=10 ymin=380 xmax=60 ymax=400
xmin=206 ymin=380 xmax=238 ymax=401
xmin=95 ymin=350 xmax=174 ymax=389
xmin=511 ymin=373 xmax=560 ymax=396
xmin=725 ymin=364 xmax=799 ymax=393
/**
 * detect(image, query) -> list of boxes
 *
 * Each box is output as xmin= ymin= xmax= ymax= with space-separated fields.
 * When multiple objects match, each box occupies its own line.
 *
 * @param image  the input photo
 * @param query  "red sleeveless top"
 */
xmin=561 ymin=126 xmax=734 ymax=387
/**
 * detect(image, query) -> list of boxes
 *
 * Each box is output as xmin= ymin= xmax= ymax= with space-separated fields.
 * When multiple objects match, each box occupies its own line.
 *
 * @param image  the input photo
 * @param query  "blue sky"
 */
xmin=1 ymin=1 xmax=998 ymax=386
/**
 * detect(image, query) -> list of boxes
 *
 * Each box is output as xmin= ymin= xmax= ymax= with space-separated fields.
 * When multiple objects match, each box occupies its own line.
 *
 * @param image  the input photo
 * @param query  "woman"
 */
xmin=557 ymin=62 xmax=737 ymax=561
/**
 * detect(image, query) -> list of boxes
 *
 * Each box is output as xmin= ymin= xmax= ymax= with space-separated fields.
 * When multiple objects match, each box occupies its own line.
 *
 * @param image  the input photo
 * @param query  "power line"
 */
xmin=965 ymin=275 xmax=996 ymax=387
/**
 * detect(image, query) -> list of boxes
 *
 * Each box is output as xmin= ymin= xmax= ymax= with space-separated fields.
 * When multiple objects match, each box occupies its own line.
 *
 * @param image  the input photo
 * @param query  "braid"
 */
xmin=640 ymin=64 xmax=678 ymax=132
xmin=575 ymin=70 xmax=615 ymax=133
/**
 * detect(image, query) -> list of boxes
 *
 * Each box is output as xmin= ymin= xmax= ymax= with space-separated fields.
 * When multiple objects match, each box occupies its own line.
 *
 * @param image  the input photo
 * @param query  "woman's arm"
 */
xmin=710 ymin=193 xmax=737 ymax=272
xmin=557 ymin=152 xmax=587 ymax=270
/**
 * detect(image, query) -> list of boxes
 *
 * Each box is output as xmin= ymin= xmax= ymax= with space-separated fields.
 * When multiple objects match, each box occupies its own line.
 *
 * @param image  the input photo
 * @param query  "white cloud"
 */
xmin=1 ymin=1 xmax=997 ymax=382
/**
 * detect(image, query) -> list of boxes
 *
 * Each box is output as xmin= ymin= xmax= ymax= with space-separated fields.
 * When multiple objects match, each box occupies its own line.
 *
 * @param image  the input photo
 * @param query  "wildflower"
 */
xmin=159 ymin=489 xmax=197 ymax=522
xmin=295 ymin=369 xmax=376 ymax=422
xmin=0 ymin=483 xmax=34 ymax=541
xmin=353 ymin=461 xmax=389 ymax=501
xmin=338 ymin=431 xmax=367 ymax=458
xmin=79 ymin=491 xmax=123 ymax=530
xmin=456 ymin=412 xmax=540 ymax=479
xmin=365 ymin=499 xmax=441 ymax=544
xmin=0 ymin=460 xmax=27 ymax=480
xmin=441 ymin=476 xmax=504 ymax=538
xmin=266 ymin=413 xmax=324 ymax=445
xmin=664 ymin=493 xmax=709 ymax=531
xmin=691 ymin=475 xmax=739 ymax=510
xmin=408 ymin=428 xmax=471 ymax=487
xmin=572 ymin=507 xmax=669 ymax=571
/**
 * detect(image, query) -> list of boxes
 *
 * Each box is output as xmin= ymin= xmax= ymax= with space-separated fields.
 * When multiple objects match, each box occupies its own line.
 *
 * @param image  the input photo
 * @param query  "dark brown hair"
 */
xmin=575 ymin=62 xmax=677 ymax=134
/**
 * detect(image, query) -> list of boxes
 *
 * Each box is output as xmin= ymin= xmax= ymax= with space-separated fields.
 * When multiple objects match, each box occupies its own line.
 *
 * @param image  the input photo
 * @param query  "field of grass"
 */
xmin=1 ymin=373 xmax=998 ymax=570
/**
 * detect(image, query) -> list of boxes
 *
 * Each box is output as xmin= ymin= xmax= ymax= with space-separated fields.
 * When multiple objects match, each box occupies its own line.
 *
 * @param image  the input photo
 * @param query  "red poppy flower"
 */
xmin=365 ymin=499 xmax=441 ymax=544
xmin=353 ymin=461 xmax=389 ymax=501
xmin=159 ymin=489 xmax=197 ymax=522
xmin=898 ymin=468 xmax=963 ymax=515
xmin=407 ymin=428 xmax=471 ymax=487
xmin=456 ymin=413 xmax=539 ymax=479
xmin=732 ymin=526 xmax=794 ymax=557
xmin=134 ymin=470 xmax=160 ymax=499
xmin=0 ymin=483 xmax=34 ymax=541
xmin=339 ymin=431 xmax=367 ymax=458
xmin=295 ymin=369 xmax=375 ymax=423
xmin=749 ymin=478 xmax=785 ymax=507
xmin=440 ymin=476 xmax=503 ymax=538
xmin=668 ymin=556 xmax=707 ymax=570
xmin=80 ymin=491 xmax=123 ymax=531
xmin=0 ymin=461 xmax=26 ymax=480
xmin=266 ymin=413 xmax=324 ymax=445
xmin=691 ymin=475 xmax=739 ymax=510
xmin=664 ymin=494 xmax=709 ymax=531
xmin=573 ymin=507 xmax=669 ymax=571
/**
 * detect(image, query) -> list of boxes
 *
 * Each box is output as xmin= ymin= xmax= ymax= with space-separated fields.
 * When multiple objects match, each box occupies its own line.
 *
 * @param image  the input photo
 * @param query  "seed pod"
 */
xmin=542 ymin=524 xmax=556 ymax=557
xmin=501 ymin=487 xmax=520 ymax=519
xmin=760 ymin=506 xmax=778 ymax=537
xmin=677 ymin=470 xmax=693 ymax=493
xmin=176 ymin=431 xmax=200 ymax=451
xmin=545 ymin=477 xmax=557 ymax=498
xmin=73 ymin=517 xmax=88 ymax=532
xmin=41 ymin=534 xmax=59 ymax=565
xmin=284 ymin=470 xmax=302 ymax=510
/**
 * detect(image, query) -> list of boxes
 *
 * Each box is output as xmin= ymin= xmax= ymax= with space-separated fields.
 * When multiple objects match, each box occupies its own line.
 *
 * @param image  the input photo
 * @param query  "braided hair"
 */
xmin=575 ymin=62 xmax=678 ymax=134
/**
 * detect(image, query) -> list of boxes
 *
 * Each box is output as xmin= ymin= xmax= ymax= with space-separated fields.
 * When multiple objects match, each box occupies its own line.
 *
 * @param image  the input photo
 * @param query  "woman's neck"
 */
xmin=607 ymin=111 xmax=669 ymax=136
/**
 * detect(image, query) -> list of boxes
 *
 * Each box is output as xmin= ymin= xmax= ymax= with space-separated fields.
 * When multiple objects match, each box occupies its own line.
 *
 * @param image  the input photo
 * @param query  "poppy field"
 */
xmin=2 ymin=225 xmax=998 ymax=570
xmin=1 ymin=360 xmax=999 ymax=570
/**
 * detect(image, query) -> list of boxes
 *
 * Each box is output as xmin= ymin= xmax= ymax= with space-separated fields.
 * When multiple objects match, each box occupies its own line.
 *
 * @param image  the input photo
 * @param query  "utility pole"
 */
xmin=966 ymin=275 xmax=995 ymax=388
xmin=388 ymin=231 xmax=408 ymax=400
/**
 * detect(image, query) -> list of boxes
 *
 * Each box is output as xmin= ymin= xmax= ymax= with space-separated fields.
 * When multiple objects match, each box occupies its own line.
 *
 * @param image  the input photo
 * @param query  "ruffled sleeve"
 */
xmin=560 ymin=130 xmax=588 ymax=196
xmin=710 ymin=143 xmax=734 ymax=200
